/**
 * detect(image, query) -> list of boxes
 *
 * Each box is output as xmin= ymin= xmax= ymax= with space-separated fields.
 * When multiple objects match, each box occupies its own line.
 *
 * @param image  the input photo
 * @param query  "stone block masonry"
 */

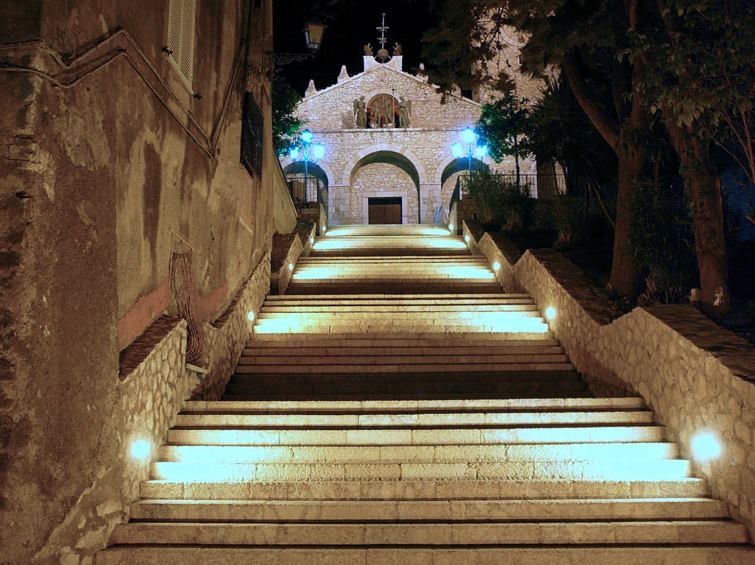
xmin=464 ymin=220 xmax=755 ymax=537
xmin=283 ymin=58 xmax=536 ymax=225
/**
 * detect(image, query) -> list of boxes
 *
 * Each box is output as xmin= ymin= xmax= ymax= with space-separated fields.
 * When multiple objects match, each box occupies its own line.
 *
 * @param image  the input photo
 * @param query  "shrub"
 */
xmin=551 ymin=195 xmax=586 ymax=249
xmin=464 ymin=171 xmax=533 ymax=232
xmin=631 ymin=178 xmax=697 ymax=304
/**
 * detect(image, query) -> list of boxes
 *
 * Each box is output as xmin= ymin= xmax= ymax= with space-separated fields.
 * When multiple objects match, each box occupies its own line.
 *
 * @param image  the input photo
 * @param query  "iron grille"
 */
xmin=241 ymin=93 xmax=264 ymax=177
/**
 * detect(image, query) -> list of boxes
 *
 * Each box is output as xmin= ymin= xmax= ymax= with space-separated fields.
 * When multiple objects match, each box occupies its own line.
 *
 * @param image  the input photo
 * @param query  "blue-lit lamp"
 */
xmin=460 ymin=127 xmax=477 ymax=145
xmin=451 ymin=128 xmax=487 ymax=199
xmin=312 ymin=143 xmax=325 ymax=160
xmin=290 ymin=129 xmax=325 ymax=203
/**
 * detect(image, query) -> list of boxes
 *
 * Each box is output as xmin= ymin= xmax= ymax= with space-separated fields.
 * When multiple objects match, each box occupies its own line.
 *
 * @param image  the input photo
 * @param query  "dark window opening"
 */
xmin=241 ymin=93 xmax=263 ymax=177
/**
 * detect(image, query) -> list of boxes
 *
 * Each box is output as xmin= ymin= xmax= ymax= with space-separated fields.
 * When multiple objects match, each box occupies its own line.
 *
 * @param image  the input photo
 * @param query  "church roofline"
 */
xmin=300 ymin=62 xmax=481 ymax=108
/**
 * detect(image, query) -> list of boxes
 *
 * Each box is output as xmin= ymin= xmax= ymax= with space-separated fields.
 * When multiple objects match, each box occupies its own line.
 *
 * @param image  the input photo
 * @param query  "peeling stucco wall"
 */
xmin=0 ymin=1 xmax=294 ymax=562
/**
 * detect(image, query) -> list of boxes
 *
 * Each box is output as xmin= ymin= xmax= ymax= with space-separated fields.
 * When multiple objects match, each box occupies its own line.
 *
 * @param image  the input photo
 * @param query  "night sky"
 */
xmin=273 ymin=0 xmax=434 ymax=94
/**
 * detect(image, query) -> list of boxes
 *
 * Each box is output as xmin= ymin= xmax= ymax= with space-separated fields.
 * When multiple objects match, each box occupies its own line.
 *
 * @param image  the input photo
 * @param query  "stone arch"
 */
xmin=436 ymin=157 xmax=490 ymax=186
xmin=340 ymin=144 xmax=427 ymax=186
xmin=345 ymin=149 xmax=425 ymax=224
xmin=282 ymin=159 xmax=335 ymax=188
xmin=283 ymin=161 xmax=331 ymax=189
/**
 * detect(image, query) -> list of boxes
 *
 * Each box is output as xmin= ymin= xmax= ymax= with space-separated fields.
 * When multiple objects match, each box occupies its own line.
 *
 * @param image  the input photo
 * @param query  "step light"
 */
xmin=545 ymin=306 xmax=557 ymax=321
xmin=130 ymin=439 xmax=151 ymax=462
xmin=464 ymin=234 xmax=471 ymax=244
xmin=246 ymin=311 xmax=255 ymax=322
xmin=288 ymin=262 xmax=294 ymax=271
xmin=309 ymin=236 xmax=315 ymax=245
xmin=448 ymin=223 xmax=454 ymax=232
xmin=691 ymin=430 xmax=721 ymax=463
xmin=492 ymin=261 xmax=501 ymax=272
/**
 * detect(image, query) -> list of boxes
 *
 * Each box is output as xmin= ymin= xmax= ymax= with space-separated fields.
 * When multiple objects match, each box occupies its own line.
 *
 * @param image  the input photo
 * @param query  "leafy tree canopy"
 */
xmin=272 ymin=71 xmax=304 ymax=154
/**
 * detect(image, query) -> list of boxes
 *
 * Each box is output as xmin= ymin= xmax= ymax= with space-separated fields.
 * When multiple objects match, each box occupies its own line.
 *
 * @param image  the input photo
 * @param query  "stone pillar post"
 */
xmin=419 ymin=183 xmax=442 ymax=224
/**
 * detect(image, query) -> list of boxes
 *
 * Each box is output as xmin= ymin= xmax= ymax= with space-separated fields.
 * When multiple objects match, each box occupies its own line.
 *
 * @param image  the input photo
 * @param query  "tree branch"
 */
xmin=563 ymin=51 xmax=621 ymax=150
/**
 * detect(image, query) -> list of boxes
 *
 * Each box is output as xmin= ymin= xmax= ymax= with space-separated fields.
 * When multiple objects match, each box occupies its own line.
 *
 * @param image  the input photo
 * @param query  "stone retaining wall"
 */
xmin=463 ymin=220 xmax=755 ymax=537
xmin=35 ymin=320 xmax=188 ymax=564
xmin=194 ymin=251 xmax=272 ymax=400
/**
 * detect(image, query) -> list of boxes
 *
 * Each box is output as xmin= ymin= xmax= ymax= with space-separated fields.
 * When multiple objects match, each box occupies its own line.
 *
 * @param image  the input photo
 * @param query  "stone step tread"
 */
xmin=241 ymin=346 xmax=566 ymax=356
xmin=166 ymin=426 xmax=666 ymax=445
xmin=128 ymin=497 xmax=728 ymax=521
xmin=172 ymin=411 xmax=654 ymax=427
xmin=233 ymin=363 xmax=575 ymax=374
xmin=96 ymin=546 xmax=755 ymax=565
xmin=237 ymin=355 xmax=569 ymax=366
xmin=139 ymin=478 xmax=711 ymax=501
xmin=247 ymin=335 xmax=556 ymax=343
xmin=252 ymin=329 xmax=550 ymax=336
xmin=257 ymin=312 xmax=542 ymax=318
xmin=108 ymin=520 xmax=748 ymax=546
xmin=149 ymin=459 xmax=692 ymax=482
xmin=260 ymin=306 xmax=539 ymax=312
xmin=221 ymin=393 xmax=596 ymax=401
xmin=264 ymin=294 xmax=533 ymax=299
xmin=157 ymin=442 xmax=678 ymax=463
xmin=181 ymin=398 xmax=647 ymax=412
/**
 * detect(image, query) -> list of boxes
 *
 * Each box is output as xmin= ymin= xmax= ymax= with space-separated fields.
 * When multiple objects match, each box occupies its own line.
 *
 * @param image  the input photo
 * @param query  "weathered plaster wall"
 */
xmin=462 ymin=220 xmax=755 ymax=537
xmin=0 ymin=1 xmax=293 ymax=562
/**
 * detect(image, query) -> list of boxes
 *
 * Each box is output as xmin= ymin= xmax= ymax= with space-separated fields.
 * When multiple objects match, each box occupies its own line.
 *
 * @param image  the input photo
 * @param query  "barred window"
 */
xmin=241 ymin=93 xmax=264 ymax=177
xmin=167 ymin=0 xmax=197 ymax=84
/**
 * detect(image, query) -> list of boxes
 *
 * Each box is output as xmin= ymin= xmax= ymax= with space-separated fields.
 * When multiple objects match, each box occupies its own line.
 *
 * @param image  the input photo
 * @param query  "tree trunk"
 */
xmin=665 ymin=119 xmax=731 ymax=316
xmin=609 ymin=142 xmax=645 ymax=298
xmin=514 ymin=137 xmax=521 ymax=188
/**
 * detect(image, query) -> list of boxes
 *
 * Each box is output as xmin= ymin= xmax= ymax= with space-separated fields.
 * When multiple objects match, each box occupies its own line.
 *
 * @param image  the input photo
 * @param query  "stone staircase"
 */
xmin=98 ymin=224 xmax=752 ymax=563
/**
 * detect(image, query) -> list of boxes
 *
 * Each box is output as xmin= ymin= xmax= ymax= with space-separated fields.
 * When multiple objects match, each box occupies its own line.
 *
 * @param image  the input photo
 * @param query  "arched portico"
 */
xmin=437 ymin=157 xmax=490 ymax=210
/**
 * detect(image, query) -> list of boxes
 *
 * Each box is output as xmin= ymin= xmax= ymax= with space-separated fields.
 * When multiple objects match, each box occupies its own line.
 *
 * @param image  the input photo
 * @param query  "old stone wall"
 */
xmin=194 ymin=250 xmax=272 ymax=400
xmin=461 ymin=220 xmax=755 ymax=537
xmin=0 ymin=1 xmax=294 ymax=562
xmin=333 ymin=162 xmax=419 ymax=225
xmin=34 ymin=319 xmax=188 ymax=564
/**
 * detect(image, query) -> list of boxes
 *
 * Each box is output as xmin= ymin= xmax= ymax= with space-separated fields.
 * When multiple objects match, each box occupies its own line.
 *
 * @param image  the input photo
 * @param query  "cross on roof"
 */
xmin=376 ymin=13 xmax=389 ymax=49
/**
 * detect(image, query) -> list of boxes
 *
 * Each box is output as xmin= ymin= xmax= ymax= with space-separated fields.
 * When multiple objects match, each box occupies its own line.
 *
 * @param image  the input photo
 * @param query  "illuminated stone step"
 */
xmin=255 ymin=314 xmax=544 ymax=324
xmin=158 ymin=442 xmax=674 ymax=464
xmin=252 ymin=324 xmax=550 ymax=335
xmin=237 ymin=354 xmax=569 ymax=367
xmin=222 ymin=392 xmax=594 ymax=401
xmin=107 ymin=519 xmax=747 ymax=547
xmin=95 ymin=545 xmax=755 ymax=565
xmin=173 ymin=410 xmax=653 ymax=428
xmin=260 ymin=305 xmax=538 ymax=313
xmin=233 ymin=362 xmax=573 ymax=374
xmin=247 ymin=335 xmax=557 ymax=345
xmin=181 ymin=397 xmax=647 ymax=413
xmin=322 ymin=225 xmax=457 ymax=236
xmin=139 ymin=478 xmax=710 ymax=501
xmin=166 ymin=425 xmax=665 ymax=446
xmin=285 ymin=284 xmax=503 ymax=294
xmin=242 ymin=346 xmax=565 ymax=357
xmin=149 ymin=460 xmax=693 ymax=482
xmin=310 ymin=249 xmax=474 ymax=257
xmin=129 ymin=497 xmax=725 ymax=522
xmin=264 ymin=293 xmax=533 ymax=300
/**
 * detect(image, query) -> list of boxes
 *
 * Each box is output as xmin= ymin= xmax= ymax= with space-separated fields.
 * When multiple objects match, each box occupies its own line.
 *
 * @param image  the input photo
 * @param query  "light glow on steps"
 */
xmin=159 ymin=442 xmax=678 ymax=464
xmin=166 ymin=425 xmax=666 ymax=445
xmin=313 ymin=238 xmax=468 ymax=251
xmin=292 ymin=265 xmax=496 ymax=280
xmin=149 ymin=459 xmax=692 ymax=482
xmin=253 ymin=313 xmax=549 ymax=334
xmin=324 ymin=226 xmax=453 ymax=237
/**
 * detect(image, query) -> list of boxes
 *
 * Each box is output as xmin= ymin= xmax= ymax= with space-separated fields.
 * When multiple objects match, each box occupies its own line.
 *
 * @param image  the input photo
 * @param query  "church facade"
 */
xmin=281 ymin=46 xmax=533 ymax=226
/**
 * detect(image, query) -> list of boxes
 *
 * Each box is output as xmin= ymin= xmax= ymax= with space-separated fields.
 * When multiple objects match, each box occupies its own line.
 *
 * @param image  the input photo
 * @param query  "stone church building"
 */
xmin=281 ymin=45 xmax=533 ymax=226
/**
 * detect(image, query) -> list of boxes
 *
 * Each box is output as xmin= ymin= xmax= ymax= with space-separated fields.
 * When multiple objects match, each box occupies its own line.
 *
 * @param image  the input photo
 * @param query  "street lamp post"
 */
xmin=290 ymin=129 xmax=325 ymax=203
xmin=451 ymin=127 xmax=488 ymax=199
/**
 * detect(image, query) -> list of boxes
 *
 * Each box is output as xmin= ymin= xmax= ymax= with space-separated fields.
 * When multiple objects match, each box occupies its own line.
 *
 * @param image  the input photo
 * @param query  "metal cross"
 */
xmin=376 ymin=13 xmax=389 ymax=50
